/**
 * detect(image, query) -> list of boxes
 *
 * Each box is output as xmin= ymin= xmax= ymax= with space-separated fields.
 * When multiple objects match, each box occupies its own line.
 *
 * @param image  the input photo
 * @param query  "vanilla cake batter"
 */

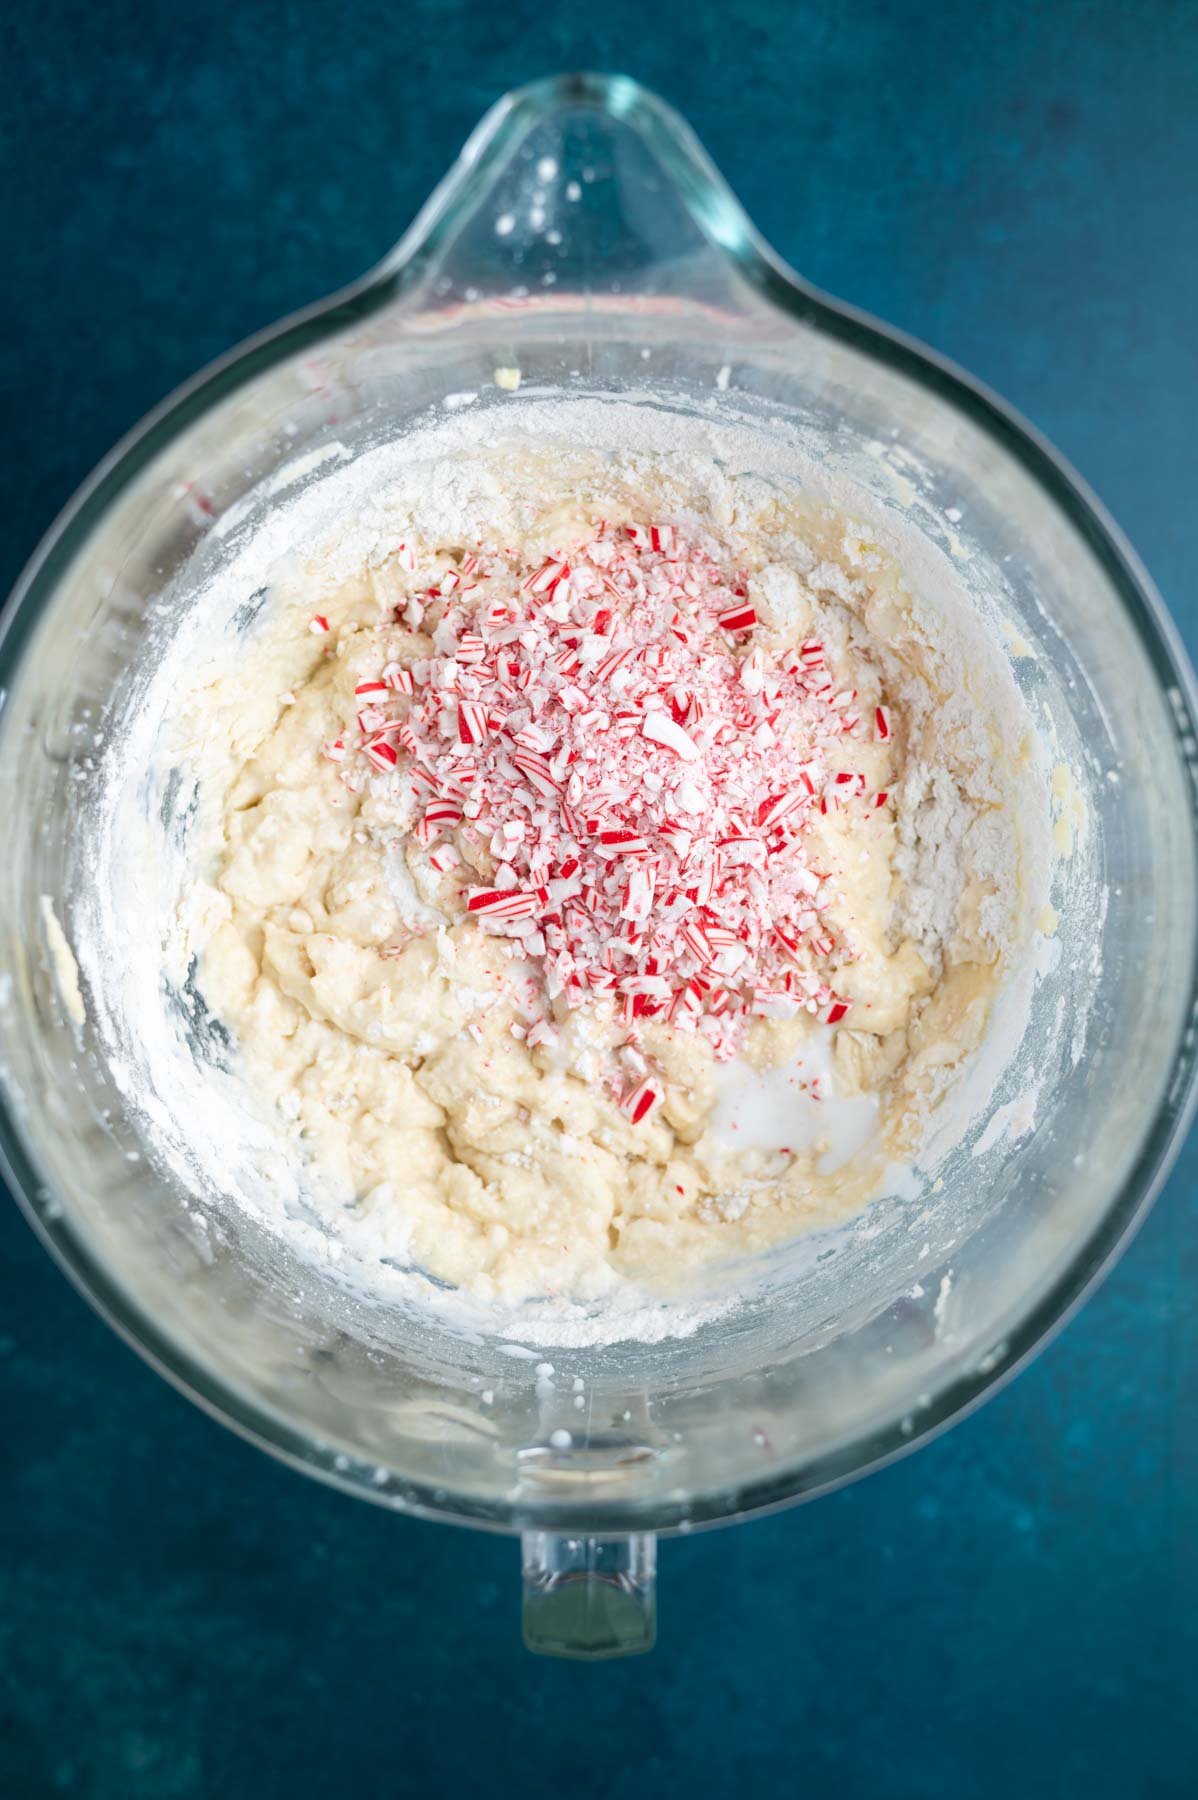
xmin=151 ymin=434 xmax=1038 ymax=1306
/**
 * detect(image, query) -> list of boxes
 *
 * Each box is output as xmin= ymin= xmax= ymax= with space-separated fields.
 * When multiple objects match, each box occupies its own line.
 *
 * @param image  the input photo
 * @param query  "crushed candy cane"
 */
xmin=323 ymin=522 xmax=898 ymax=1102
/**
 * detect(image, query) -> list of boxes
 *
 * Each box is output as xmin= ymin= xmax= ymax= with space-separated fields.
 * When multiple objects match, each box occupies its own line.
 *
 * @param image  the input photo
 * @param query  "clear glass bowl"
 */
xmin=3 ymin=74 xmax=1197 ymax=1658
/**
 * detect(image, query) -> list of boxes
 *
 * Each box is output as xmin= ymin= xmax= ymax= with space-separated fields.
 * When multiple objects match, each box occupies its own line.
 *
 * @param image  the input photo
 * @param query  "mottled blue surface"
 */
xmin=2 ymin=2 xmax=1196 ymax=1794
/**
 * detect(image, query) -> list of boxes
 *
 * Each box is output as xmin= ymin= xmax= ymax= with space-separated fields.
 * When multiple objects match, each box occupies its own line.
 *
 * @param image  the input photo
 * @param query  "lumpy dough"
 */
xmin=177 ymin=445 xmax=1030 ymax=1305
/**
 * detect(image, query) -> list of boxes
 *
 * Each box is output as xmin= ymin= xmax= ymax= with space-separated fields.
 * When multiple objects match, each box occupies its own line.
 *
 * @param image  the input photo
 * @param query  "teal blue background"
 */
xmin=2 ymin=2 xmax=1197 ymax=1794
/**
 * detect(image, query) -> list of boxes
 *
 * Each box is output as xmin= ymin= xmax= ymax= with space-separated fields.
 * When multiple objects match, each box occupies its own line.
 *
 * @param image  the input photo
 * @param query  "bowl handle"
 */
xmin=520 ymin=1531 xmax=657 ymax=1658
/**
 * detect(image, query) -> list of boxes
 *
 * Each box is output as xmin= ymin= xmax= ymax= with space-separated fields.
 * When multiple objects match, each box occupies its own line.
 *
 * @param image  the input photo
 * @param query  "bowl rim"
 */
xmin=3 ymin=71 xmax=1198 ymax=1539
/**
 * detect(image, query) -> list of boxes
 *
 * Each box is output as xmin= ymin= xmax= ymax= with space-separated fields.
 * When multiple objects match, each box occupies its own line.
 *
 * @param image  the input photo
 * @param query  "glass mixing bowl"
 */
xmin=3 ymin=74 xmax=1197 ymax=1659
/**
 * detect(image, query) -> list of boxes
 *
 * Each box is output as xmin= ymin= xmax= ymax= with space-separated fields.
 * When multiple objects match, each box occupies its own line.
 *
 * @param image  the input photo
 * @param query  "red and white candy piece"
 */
xmin=716 ymin=602 xmax=757 ymax=632
xmin=457 ymin=701 xmax=490 ymax=746
xmin=523 ymin=558 xmax=570 ymax=594
xmin=363 ymin=733 xmax=398 ymax=771
xmin=642 ymin=711 xmax=700 ymax=762
xmin=621 ymin=1077 xmax=663 ymax=1125
xmin=467 ymin=888 xmax=542 ymax=920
